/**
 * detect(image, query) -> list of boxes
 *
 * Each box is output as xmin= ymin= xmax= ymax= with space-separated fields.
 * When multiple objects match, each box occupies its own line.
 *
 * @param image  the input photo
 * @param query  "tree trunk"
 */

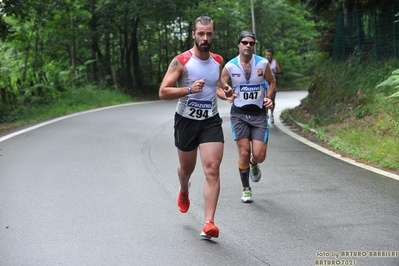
xmin=104 ymin=33 xmax=112 ymax=86
xmin=118 ymin=27 xmax=127 ymax=90
xmin=131 ymin=17 xmax=144 ymax=92
xmin=89 ymin=0 xmax=99 ymax=82
xmin=342 ymin=2 xmax=357 ymax=48
xmin=157 ymin=28 xmax=163 ymax=83
xmin=124 ymin=27 xmax=134 ymax=90
xmin=0 ymin=88 xmax=6 ymax=105
xmin=70 ymin=12 xmax=77 ymax=82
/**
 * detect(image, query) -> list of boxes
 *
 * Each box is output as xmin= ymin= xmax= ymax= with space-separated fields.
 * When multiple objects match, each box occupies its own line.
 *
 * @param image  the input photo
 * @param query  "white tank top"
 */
xmin=224 ymin=55 xmax=269 ymax=109
xmin=269 ymin=59 xmax=277 ymax=72
xmin=175 ymin=50 xmax=222 ymax=120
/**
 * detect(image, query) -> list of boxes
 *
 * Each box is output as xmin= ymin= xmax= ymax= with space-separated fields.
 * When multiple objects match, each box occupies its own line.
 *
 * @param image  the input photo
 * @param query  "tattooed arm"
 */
xmin=159 ymin=58 xmax=188 ymax=100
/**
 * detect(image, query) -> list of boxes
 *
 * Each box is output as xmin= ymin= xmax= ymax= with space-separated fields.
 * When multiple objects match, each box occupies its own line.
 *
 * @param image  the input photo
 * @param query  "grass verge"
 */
xmin=0 ymin=86 xmax=158 ymax=135
xmin=283 ymin=57 xmax=399 ymax=174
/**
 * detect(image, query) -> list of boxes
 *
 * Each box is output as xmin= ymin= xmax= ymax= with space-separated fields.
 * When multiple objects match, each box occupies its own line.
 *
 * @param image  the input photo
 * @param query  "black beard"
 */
xmin=195 ymin=40 xmax=211 ymax=52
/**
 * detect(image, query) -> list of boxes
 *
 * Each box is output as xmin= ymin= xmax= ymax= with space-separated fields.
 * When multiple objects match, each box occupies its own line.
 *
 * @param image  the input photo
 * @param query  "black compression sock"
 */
xmin=240 ymin=169 xmax=250 ymax=188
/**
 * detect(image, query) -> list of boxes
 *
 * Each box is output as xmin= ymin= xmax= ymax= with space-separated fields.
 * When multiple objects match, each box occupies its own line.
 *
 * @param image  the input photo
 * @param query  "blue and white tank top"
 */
xmin=224 ymin=54 xmax=269 ymax=109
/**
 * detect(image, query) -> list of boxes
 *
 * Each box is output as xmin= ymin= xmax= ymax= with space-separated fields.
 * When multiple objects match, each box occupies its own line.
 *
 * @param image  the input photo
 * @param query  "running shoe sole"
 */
xmin=241 ymin=198 xmax=253 ymax=203
xmin=200 ymin=220 xmax=219 ymax=239
xmin=200 ymin=229 xmax=219 ymax=239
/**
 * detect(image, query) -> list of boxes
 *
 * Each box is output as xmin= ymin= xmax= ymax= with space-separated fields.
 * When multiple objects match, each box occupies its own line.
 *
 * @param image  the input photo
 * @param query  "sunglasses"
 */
xmin=241 ymin=41 xmax=255 ymax=46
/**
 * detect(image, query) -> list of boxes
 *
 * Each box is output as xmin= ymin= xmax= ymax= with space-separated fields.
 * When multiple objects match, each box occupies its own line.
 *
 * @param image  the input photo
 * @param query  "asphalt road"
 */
xmin=1 ymin=91 xmax=398 ymax=266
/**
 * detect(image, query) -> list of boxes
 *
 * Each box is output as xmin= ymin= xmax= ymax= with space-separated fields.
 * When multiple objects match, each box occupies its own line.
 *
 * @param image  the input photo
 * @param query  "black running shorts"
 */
xmin=174 ymin=113 xmax=224 ymax=152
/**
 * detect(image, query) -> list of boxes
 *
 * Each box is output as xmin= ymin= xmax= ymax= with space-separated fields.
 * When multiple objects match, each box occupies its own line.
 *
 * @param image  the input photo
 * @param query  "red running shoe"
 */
xmin=200 ymin=220 xmax=219 ymax=239
xmin=177 ymin=190 xmax=190 ymax=213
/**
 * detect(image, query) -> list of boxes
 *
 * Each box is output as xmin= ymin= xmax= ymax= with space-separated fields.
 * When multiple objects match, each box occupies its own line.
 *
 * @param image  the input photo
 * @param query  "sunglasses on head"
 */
xmin=241 ymin=41 xmax=255 ymax=46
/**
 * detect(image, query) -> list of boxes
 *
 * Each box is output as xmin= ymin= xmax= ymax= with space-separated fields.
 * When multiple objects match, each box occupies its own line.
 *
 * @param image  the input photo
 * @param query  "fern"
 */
xmin=377 ymin=76 xmax=399 ymax=89
xmin=387 ymin=91 xmax=399 ymax=98
xmin=376 ymin=69 xmax=399 ymax=96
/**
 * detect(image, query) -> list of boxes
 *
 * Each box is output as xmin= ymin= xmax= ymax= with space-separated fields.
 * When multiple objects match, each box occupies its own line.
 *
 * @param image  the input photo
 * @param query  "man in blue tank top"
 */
xmin=218 ymin=30 xmax=276 ymax=203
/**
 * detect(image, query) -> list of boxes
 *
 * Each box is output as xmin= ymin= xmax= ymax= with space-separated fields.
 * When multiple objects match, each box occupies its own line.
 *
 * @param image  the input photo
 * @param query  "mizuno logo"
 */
xmin=240 ymin=85 xmax=259 ymax=92
xmin=188 ymin=101 xmax=212 ymax=109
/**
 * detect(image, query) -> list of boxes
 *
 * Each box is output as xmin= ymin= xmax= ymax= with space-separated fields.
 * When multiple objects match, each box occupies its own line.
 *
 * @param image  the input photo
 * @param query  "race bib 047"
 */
xmin=239 ymin=84 xmax=262 ymax=101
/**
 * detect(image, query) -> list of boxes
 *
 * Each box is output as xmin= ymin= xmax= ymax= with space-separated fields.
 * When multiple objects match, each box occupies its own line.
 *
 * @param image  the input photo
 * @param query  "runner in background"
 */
xmin=265 ymin=49 xmax=283 ymax=123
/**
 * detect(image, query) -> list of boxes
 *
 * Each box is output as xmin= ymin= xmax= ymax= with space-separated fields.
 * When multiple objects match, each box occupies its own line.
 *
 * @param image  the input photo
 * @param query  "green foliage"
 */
xmin=6 ymin=0 xmax=385 ymax=99
xmin=298 ymin=57 xmax=399 ymax=123
xmin=354 ymin=106 xmax=369 ymax=119
xmin=253 ymin=0 xmax=319 ymax=89
xmin=1 ymin=0 xmax=319 ymax=122
xmin=388 ymin=91 xmax=399 ymax=99
xmin=377 ymin=69 xmax=399 ymax=99
xmin=302 ymin=124 xmax=311 ymax=133
xmin=315 ymin=127 xmax=328 ymax=141
xmin=308 ymin=115 xmax=321 ymax=128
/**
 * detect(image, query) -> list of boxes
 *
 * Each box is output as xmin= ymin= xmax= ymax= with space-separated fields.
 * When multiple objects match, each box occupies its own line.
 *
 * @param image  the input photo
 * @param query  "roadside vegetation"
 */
xmin=282 ymin=57 xmax=399 ymax=173
xmin=0 ymin=86 xmax=155 ymax=134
